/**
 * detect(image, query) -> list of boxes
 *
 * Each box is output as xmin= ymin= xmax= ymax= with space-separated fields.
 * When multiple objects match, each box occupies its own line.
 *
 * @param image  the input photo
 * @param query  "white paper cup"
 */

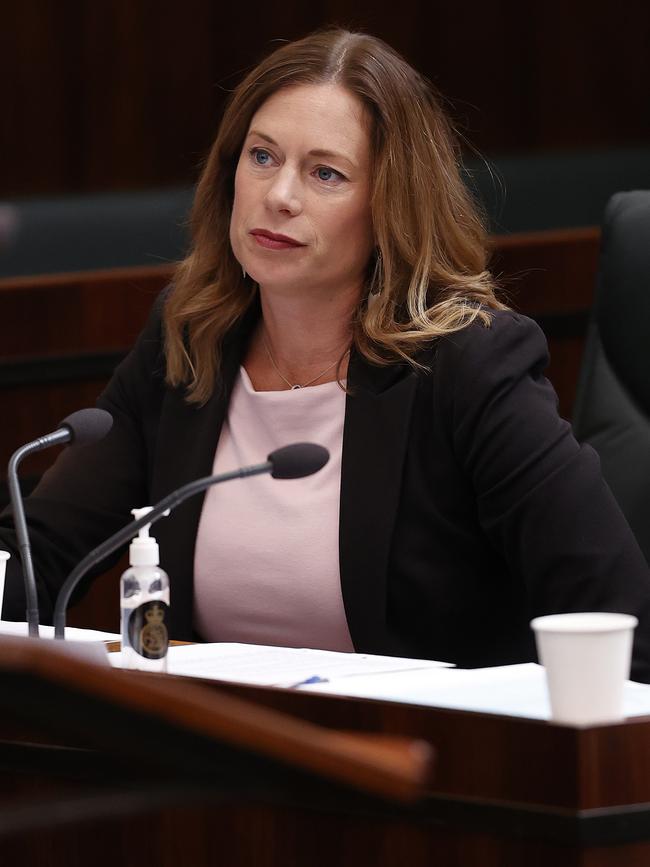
xmin=531 ymin=612 xmax=637 ymax=725
xmin=0 ymin=551 xmax=9 ymax=614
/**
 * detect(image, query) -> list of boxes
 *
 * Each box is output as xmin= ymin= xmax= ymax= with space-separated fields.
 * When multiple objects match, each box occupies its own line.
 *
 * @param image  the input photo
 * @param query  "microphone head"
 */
xmin=59 ymin=408 xmax=113 ymax=447
xmin=268 ymin=443 xmax=329 ymax=480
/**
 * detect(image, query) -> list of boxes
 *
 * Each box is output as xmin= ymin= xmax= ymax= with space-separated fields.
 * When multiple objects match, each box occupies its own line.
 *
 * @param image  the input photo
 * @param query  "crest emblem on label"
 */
xmin=129 ymin=600 xmax=169 ymax=660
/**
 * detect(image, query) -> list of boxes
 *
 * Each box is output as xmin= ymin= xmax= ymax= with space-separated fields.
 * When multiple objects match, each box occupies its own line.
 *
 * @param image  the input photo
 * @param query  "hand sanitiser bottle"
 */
xmin=120 ymin=507 xmax=170 ymax=672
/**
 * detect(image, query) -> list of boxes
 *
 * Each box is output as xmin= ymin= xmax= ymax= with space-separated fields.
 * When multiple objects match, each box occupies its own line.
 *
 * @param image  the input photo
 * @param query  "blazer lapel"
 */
xmin=340 ymin=351 xmax=418 ymax=653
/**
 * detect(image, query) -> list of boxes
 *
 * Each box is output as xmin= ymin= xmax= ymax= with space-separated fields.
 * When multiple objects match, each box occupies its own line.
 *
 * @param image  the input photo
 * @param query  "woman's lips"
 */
xmin=250 ymin=229 xmax=305 ymax=250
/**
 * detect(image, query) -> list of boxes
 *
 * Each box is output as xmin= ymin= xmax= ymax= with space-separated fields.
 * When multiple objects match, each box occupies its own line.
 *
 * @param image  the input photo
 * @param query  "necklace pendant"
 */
xmin=291 ymin=383 xmax=302 ymax=390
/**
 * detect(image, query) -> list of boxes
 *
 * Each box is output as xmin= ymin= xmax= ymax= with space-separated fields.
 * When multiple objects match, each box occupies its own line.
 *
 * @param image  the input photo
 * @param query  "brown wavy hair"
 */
xmin=165 ymin=28 xmax=506 ymax=404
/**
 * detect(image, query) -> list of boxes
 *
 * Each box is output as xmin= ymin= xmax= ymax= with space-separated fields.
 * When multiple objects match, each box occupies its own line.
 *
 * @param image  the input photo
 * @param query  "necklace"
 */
xmin=262 ymin=332 xmax=350 ymax=390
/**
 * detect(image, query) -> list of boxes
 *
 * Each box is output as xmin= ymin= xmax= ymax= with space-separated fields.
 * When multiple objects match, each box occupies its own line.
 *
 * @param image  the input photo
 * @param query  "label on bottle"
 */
xmin=128 ymin=600 xmax=170 ymax=660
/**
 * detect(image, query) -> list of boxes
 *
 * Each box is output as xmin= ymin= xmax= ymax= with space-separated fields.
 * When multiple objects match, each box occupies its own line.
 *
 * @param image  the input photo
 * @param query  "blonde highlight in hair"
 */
xmin=164 ymin=28 xmax=506 ymax=403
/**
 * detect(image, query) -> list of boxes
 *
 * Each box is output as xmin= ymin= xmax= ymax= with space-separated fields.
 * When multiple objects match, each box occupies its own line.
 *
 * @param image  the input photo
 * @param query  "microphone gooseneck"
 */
xmin=53 ymin=442 xmax=329 ymax=639
xmin=7 ymin=408 xmax=113 ymax=637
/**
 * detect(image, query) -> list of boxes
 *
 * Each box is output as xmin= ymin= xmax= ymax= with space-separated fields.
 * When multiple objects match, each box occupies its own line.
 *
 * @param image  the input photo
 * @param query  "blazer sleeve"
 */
xmin=0 ymin=300 xmax=167 ymax=622
xmin=438 ymin=310 xmax=650 ymax=682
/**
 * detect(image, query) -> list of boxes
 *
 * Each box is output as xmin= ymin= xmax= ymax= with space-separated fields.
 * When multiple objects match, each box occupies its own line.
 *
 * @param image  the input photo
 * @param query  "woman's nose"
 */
xmin=264 ymin=167 xmax=303 ymax=216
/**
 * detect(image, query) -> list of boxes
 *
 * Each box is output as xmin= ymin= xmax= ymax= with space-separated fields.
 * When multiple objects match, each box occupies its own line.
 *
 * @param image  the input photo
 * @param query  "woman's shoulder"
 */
xmin=404 ymin=309 xmax=557 ymax=426
xmin=427 ymin=309 xmax=550 ymax=388
xmin=436 ymin=308 xmax=546 ymax=357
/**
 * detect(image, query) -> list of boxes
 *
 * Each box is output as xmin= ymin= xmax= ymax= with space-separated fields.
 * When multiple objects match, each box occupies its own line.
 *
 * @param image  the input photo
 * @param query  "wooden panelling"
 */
xmin=0 ymin=265 xmax=170 ymax=631
xmin=0 ymin=264 xmax=170 ymax=354
xmin=3 ymin=5 xmax=650 ymax=196
xmin=0 ymin=264 xmax=169 ymax=485
xmin=492 ymin=227 xmax=601 ymax=417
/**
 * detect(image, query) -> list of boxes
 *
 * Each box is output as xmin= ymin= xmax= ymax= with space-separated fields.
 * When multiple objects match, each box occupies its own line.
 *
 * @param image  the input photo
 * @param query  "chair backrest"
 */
xmin=573 ymin=191 xmax=650 ymax=564
xmin=0 ymin=187 xmax=193 ymax=278
xmin=463 ymin=147 xmax=650 ymax=233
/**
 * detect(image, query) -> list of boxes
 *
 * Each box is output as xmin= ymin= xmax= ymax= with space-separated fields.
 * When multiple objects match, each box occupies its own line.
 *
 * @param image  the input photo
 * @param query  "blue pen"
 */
xmin=289 ymin=675 xmax=329 ymax=688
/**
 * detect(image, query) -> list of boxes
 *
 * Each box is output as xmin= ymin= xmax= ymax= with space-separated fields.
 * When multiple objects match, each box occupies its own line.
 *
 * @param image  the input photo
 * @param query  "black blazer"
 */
xmin=3 ymin=300 xmax=650 ymax=678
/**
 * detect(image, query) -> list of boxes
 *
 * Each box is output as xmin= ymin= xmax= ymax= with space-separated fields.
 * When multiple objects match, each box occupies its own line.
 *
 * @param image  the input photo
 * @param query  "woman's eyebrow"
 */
xmin=247 ymin=129 xmax=276 ymax=145
xmin=309 ymin=148 xmax=355 ymax=167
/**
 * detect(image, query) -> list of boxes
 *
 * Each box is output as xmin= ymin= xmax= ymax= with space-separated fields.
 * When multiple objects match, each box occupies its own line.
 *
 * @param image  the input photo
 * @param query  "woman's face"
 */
xmin=230 ymin=83 xmax=374 ymax=301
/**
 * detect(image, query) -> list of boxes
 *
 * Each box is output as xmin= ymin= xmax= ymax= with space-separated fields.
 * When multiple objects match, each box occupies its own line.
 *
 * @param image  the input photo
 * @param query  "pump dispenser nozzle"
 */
xmin=129 ymin=506 xmax=169 ymax=566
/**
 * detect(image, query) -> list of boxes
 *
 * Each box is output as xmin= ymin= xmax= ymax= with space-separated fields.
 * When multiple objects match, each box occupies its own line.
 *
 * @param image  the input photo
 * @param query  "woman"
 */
xmin=2 ymin=29 xmax=650 ymax=677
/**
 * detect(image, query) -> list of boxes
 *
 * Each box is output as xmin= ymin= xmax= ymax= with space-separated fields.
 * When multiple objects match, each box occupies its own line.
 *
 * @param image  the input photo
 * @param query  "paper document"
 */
xmin=107 ymin=640 xmax=650 ymax=721
xmin=110 ymin=641 xmax=451 ymax=687
xmin=302 ymin=662 xmax=650 ymax=721
xmin=0 ymin=620 xmax=120 ymax=642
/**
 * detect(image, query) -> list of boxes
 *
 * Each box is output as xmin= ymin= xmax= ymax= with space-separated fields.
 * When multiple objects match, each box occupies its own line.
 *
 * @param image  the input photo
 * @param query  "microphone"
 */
xmin=7 ymin=408 xmax=114 ymax=637
xmin=268 ymin=442 xmax=330 ymax=479
xmin=53 ymin=442 xmax=329 ymax=638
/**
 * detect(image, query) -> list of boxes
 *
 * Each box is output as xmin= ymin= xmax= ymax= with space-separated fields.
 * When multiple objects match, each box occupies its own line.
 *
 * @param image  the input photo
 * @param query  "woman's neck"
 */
xmin=244 ymin=284 xmax=359 ymax=391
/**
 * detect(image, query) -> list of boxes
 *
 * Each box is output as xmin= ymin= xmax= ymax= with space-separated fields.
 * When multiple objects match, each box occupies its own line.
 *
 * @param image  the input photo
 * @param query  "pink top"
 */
xmin=193 ymin=367 xmax=354 ymax=651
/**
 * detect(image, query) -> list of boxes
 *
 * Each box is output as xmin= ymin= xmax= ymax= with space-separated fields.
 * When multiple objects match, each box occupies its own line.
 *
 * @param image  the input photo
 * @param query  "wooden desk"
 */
xmin=1 ymin=668 xmax=649 ymax=867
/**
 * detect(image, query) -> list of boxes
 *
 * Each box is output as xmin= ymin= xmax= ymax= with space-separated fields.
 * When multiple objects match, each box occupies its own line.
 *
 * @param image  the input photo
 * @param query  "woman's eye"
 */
xmin=250 ymin=148 xmax=273 ymax=166
xmin=315 ymin=166 xmax=344 ymax=184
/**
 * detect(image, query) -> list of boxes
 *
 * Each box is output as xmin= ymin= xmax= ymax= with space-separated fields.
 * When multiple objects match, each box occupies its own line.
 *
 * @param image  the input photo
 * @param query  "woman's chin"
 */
xmin=249 ymin=269 xmax=310 ymax=295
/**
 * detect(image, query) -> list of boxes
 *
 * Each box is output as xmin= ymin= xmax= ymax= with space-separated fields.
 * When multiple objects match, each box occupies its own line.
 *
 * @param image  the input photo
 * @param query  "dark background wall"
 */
xmin=3 ymin=0 xmax=650 ymax=199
